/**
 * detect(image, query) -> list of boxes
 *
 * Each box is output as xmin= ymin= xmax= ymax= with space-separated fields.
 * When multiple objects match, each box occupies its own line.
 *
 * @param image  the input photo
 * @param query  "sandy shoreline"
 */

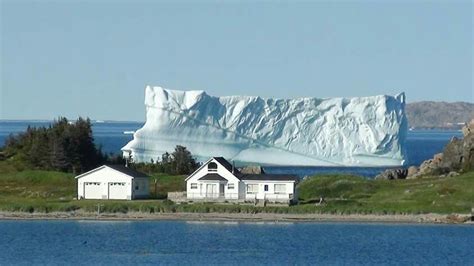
xmin=0 ymin=211 xmax=472 ymax=224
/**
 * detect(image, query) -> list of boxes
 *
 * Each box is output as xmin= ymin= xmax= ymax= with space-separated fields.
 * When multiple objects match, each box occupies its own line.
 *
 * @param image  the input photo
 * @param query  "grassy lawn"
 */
xmin=297 ymin=172 xmax=474 ymax=214
xmin=0 ymin=161 xmax=472 ymax=214
xmin=0 ymin=161 xmax=186 ymax=212
xmin=148 ymin=173 xmax=186 ymax=199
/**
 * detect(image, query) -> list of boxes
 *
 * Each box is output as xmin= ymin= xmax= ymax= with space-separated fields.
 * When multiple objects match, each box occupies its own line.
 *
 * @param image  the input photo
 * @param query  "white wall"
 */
xmin=77 ymin=166 xmax=149 ymax=200
xmin=243 ymin=180 xmax=296 ymax=202
xmin=185 ymin=158 xmax=297 ymax=202
xmin=186 ymin=158 xmax=241 ymax=199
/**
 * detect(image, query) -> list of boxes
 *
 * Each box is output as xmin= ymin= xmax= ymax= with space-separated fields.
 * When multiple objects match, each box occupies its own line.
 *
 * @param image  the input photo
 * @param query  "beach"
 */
xmin=0 ymin=211 xmax=472 ymax=224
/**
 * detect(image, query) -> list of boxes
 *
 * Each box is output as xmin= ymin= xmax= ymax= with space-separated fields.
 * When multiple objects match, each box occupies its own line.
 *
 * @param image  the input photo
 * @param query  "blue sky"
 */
xmin=1 ymin=1 xmax=472 ymax=121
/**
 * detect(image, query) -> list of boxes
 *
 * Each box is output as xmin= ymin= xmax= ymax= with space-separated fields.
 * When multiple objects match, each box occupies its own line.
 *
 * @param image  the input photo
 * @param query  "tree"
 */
xmin=129 ymin=145 xmax=199 ymax=175
xmin=171 ymin=145 xmax=199 ymax=175
xmin=1 ymin=117 xmax=106 ymax=173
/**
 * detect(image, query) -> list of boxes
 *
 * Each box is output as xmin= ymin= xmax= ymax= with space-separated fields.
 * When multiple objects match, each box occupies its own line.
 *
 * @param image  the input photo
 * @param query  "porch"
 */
xmin=168 ymin=191 xmax=295 ymax=205
xmin=168 ymin=191 xmax=243 ymax=203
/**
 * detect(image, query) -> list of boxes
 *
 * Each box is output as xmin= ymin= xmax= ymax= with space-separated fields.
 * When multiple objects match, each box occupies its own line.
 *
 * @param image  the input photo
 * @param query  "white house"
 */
xmin=75 ymin=165 xmax=149 ymax=200
xmin=184 ymin=157 xmax=298 ymax=204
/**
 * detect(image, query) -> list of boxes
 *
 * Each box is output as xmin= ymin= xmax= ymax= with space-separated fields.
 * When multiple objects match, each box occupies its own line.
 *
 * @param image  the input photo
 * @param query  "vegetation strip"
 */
xmin=1 ymin=161 xmax=473 ymax=217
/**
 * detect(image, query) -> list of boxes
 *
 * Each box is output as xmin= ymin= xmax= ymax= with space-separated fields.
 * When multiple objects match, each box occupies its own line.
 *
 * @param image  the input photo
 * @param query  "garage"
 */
xmin=83 ymin=182 xmax=102 ymax=199
xmin=108 ymin=182 xmax=128 ymax=200
xmin=75 ymin=165 xmax=149 ymax=200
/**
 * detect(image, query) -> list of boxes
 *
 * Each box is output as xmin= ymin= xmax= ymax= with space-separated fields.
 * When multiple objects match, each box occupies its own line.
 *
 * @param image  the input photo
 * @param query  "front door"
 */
xmin=219 ymin=184 xmax=225 ymax=198
xmin=206 ymin=184 xmax=217 ymax=198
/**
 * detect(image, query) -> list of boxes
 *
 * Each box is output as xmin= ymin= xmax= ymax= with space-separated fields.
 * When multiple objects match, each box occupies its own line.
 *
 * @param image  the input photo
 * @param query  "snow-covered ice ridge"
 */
xmin=122 ymin=86 xmax=407 ymax=166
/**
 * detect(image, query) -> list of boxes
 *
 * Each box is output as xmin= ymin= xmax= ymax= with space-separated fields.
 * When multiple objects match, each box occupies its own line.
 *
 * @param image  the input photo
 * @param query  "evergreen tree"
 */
xmin=171 ymin=145 xmax=199 ymax=175
xmin=1 ymin=117 xmax=106 ymax=173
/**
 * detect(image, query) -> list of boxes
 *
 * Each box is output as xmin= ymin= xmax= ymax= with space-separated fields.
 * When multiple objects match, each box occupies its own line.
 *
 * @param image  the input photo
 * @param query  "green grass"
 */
xmin=0 ymin=161 xmax=473 ymax=215
xmin=147 ymin=173 xmax=186 ymax=199
xmin=297 ymin=172 xmax=474 ymax=214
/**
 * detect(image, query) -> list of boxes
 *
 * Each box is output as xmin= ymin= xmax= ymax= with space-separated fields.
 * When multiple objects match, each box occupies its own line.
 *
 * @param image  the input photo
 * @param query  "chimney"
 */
xmin=232 ymin=160 xmax=235 ymax=174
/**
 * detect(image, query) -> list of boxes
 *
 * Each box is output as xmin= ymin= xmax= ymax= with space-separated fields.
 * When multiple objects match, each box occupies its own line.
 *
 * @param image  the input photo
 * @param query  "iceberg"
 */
xmin=122 ymin=86 xmax=407 ymax=166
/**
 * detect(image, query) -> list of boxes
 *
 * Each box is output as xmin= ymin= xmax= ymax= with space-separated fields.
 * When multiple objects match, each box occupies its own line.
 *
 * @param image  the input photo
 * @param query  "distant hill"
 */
xmin=406 ymin=101 xmax=474 ymax=129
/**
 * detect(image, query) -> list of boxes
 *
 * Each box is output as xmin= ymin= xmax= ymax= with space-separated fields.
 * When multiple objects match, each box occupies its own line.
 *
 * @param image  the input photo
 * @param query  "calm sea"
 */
xmin=0 ymin=120 xmax=463 ymax=178
xmin=0 ymin=124 xmax=471 ymax=265
xmin=0 ymin=220 xmax=472 ymax=265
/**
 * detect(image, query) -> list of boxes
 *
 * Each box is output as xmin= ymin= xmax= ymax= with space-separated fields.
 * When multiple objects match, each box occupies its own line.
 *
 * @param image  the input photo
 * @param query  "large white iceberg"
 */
xmin=122 ymin=86 xmax=407 ymax=166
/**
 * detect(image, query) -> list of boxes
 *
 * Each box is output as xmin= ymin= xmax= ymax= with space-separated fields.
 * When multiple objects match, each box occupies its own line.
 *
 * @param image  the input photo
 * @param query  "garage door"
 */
xmin=84 ymin=182 xmax=102 ymax=199
xmin=108 ymin=182 xmax=128 ymax=200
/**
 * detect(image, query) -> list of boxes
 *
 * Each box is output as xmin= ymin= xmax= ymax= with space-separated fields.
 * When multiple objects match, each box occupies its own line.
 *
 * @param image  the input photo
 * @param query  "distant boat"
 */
xmin=123 ymin=131 xmax=135 ymax=135
xmin=95 ymin=120 xmax=105 ymax=123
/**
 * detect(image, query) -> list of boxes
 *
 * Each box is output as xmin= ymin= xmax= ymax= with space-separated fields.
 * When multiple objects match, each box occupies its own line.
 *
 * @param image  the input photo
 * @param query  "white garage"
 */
xmin=76 ymin=165 xmax=149 ymax=200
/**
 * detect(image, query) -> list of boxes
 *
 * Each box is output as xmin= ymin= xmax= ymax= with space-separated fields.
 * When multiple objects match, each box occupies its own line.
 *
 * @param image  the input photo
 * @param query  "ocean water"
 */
xmin=0 ymin=220 xmax=472 ymax=265
xmin=0 ymin=120 xmax=463 ymax=178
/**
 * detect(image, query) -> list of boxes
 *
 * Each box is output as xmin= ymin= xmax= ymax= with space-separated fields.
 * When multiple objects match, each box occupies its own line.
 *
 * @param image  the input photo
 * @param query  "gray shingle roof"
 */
xmin=241 ymin=174 xmax=298 ymax=182
xmin=198 ymin=173 xmax=227 ymax=181
xmin=213 ymin=157 xmax=241 ymax=175
xmin=106 ymin=165 xmax=149 ymax=178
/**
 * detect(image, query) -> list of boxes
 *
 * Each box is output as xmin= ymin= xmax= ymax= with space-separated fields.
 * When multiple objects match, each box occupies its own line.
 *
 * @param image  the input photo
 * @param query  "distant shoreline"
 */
xmin=0 ymin=120 xmax=466 ymax=131
xmin=0 ymin=211 xmax=472 ymax=225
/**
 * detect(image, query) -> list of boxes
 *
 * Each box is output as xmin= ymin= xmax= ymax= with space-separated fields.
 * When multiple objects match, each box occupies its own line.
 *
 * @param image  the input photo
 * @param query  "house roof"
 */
xmin=75 ymin=165 xmax=149 ymax=179
xmin=185 ymin=157 xmax=298 ymax=182
xmin=198 ymin=173 xmax=227 ymax=181
xmin=185 ymin=156 xmax=241 ymax=181
xmin=241 ymin=174 xmax=299 ymax=182
xmin=106 ymin=165 xmax=149 ymax=178
xmin=213 ymin=157 xmax=241 ymax=175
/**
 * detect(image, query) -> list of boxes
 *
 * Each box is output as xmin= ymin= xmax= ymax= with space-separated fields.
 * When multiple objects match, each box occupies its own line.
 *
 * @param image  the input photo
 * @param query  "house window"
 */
xmin=208 ymin=162 xmax=218 ymax=172
xmin=191 ymin=183 xmax=198 ymax=189
xmin=228 ymin=183 xmax=234 ymax=189
xmin=275 ymin=184 xmax=286 ymax=194
xmin=246 ymin=184 xmax=258 ymax=194
xmin=264 ymin=185 xmax=269 ymax=192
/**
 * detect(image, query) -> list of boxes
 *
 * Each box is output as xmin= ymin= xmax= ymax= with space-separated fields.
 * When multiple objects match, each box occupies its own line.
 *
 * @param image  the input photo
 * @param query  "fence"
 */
xmin=167 ymin=192 xmax=240 ymax=202
xmin=168 ymin=191 xmax=294 ymax=204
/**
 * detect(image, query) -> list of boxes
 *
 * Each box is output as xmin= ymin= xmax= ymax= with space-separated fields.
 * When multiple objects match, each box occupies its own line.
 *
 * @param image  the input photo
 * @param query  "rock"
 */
xmin=440 ymin=137 xmax=464 ymax=170
xmin=375 ymin=168 xmax=408 ymax=180
xmin=407 ymin=166 xmax=419 ymax=177
xmin=239 ymin=165 xmax=265 ymax=174
xmin=433 ymin=153 xmax=443 ymax=163
xmin=461 ymin=119 xmax=474 ymax=137
xmin=445 ymin=214 xmax=471 ymax=223
xmin=413 ymin=121 xmax=474 ymax=177
xmin=418 ymin=159 xmax=439 ymax=176
xmin=447 ymin=171 xmax=460 ymax=177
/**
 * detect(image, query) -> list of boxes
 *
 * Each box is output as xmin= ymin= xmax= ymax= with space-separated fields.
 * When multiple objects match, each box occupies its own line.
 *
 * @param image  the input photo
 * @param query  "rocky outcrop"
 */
xmin=239 ymin=165 xmax=265 ymax=174
xmin=406 ymin=166 xmax=419 ymax=179
xmin=407 ymin=120 xmax=474 ymax=178
xmin=375 ymin=168 xmax=408 ymax=180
